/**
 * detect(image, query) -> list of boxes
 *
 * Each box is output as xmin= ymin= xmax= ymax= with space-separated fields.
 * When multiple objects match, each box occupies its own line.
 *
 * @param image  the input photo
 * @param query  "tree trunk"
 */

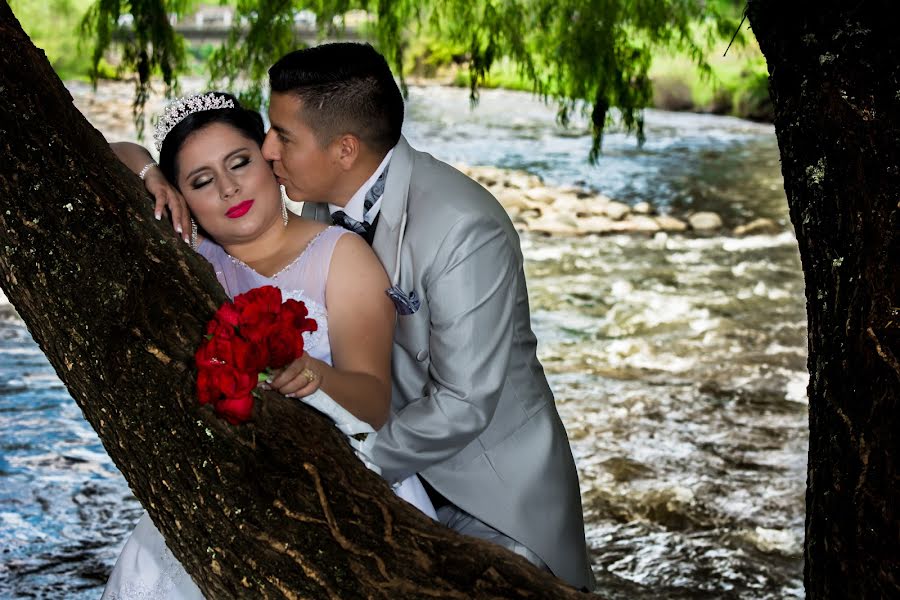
xmin=747 ymin=2 xmax=900 ymax=597
xmin=0 ymin=3 xmax=589 ymax=597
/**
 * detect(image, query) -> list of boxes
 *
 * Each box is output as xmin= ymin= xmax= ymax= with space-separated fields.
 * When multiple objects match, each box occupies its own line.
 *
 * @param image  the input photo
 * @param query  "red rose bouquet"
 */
xmin=195 ymin=286 xmax=317 ymax=424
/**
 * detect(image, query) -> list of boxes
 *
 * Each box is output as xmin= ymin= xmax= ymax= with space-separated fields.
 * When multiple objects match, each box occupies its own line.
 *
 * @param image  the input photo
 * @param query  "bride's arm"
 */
xmin=270 ymin=234 xmax=394 ymax=429
xmin=109 ymin=141 xmax=192 ymax=243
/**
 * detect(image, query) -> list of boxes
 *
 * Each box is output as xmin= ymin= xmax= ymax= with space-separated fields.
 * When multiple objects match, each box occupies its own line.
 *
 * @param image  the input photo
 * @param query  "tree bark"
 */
xmin=747 ymin=2 xmax=900 ymax=597
xmin=0 ymin=3 xmax=590 ymax=597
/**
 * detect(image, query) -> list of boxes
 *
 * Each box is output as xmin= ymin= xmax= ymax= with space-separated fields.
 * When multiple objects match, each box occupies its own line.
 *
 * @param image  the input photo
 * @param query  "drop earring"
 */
xmin=190 ymin=218 xmax=198 ymax=250
xmin=280 ymin=185 xmax=289 ymax=226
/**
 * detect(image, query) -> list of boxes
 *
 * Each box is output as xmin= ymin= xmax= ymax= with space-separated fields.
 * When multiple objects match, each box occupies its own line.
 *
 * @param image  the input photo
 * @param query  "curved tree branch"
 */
xmin=0 ymin=2 xmax=593 ymax=597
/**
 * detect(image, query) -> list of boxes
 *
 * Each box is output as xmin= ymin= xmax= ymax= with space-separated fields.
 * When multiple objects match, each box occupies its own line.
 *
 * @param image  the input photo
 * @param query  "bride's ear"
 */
xmin=334 ymin=134 xmax=360 ymax=171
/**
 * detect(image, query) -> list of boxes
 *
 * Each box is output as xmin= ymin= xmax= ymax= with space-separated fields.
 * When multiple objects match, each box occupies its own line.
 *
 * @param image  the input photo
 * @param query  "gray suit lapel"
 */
xmin=372 ymin=136 xmax=414 ymax=282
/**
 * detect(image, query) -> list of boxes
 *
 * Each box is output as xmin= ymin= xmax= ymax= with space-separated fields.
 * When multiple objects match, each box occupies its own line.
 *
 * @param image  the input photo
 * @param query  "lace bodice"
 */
xmin=196 ymin=226 xmax=349 ymax=365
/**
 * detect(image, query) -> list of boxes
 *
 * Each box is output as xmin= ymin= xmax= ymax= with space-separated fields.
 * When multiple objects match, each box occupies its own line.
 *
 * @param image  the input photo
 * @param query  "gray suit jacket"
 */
xmin=303 ymin=137 xmax=593 ymax=589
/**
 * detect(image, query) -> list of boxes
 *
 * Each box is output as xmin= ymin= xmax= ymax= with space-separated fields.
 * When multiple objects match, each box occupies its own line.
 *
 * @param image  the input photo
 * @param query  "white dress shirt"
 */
xmin=328 ymin=148 xmax=394 ymax=224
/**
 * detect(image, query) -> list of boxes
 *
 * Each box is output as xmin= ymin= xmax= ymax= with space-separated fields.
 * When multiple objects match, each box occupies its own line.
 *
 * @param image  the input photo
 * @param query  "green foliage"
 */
xmin=75 ymin=0 xmax=746 ymax=160
xmin=206 ymin=0 xmax=304 ymax=113
xmin=80 ymin=0 xmax=190 ymax=136
xmin=10 ymin=0 xmax=97 ymax=81
xmin=646 ymin=24 xmax=771 ymax=120
xmin=388 ymin=0 xmax=743 ymax=160
xmin=403 ymin=36 xmax=468 ymax=78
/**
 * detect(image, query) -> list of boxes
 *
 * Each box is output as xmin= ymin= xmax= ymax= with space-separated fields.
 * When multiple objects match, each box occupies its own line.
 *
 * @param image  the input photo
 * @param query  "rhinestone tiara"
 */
xmin=153 ymin=92 xmax=236 ymax=151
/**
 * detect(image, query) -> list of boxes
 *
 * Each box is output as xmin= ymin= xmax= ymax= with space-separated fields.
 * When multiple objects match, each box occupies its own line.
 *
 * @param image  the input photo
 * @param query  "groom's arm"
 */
xmin=371 ymin=213 xmax=517 ymax=482
xmin=109 ymin=141 xmax=191 ymax=239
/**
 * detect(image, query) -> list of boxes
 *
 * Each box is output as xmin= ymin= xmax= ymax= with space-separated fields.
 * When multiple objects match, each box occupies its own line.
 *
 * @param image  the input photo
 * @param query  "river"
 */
xmin=0 ymin=83 xmax=806 ymax=599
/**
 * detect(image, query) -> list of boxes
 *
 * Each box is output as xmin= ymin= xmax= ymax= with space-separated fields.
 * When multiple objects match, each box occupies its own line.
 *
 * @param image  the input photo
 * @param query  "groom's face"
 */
xmin=262 ymin=92 xmax=342 ymax=204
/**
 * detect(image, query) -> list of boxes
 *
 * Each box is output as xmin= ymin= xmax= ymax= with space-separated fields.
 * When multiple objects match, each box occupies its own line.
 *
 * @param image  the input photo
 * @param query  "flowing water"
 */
xmin=0 ymin=84 xmax=806 ymax=599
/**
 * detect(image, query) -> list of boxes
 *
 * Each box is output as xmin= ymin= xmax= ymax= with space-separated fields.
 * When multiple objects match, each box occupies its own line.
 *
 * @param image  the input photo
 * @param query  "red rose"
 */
xmin=196 ymin=335 xmax=236 ymax=368
xmin=233 ymin=286 xmax=282 ymax=342
xmin=279 ymin=299 xmax=318 ymax=337
xmin=209 ymin=366 xmax=255 ymax=400
xmin=196 ymin=336 xmax=228 ymax=369
xmin=196 ymin=368 xmax=218 ymax=405
xmin=234 ymin=286 xmax=283 ymax=315
xmin=267 ymin=326 xmax=304 ymax=368
xmin=196 ymin=364 xmax=257 ymax=423
xmin=206 ymin=302 xmax=240 ymax=340
xmin=215 ymin=394 xmax=254 ymax=424
xmin=196 ymin=335 xmax=265 ymax=373
xmin=231 ymin=335 xmax=269 ymax=373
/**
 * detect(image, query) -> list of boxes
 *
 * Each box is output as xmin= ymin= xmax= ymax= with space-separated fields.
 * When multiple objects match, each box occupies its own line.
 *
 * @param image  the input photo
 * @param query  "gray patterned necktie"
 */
xmin=364 ymin=162 xmax=388 ymax=213
xmin=331 ymin=162 xmax=389 ymax=243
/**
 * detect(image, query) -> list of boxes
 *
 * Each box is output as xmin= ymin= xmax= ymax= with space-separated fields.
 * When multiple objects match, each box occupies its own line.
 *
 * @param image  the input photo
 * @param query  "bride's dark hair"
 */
xmin=158 ymin=92 xmax=266 ymax=188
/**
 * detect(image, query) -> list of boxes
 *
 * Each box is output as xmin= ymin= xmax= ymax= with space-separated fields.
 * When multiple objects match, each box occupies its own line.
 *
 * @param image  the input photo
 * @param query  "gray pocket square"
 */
xmin=386 ymin=286 xmax=420 ymax=315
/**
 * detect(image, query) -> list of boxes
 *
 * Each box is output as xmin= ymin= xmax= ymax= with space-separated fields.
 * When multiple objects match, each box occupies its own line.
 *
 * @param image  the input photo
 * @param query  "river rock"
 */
xmin=524 ymin=187 xmax=557 ymax=204
xmin=655 ymin=215 xmax=689 ymax=232
xmin=733 ymin=218 xmax=780 ymax=236
xmin=554 ymin=184 xmax=591 ymax=198
xmin=513 ymin=208 xmax=542 ymax=224
xmin=598 ymin=218 xmax=660 ymax=234
xmin=527 ymin=214 xmax=581 ymax=236
xmin=626 ymin=215 xmax=662 ymax=233
xmin=550 ymin=192 xmax=584 ymax=212
xmin=506 ymin=171 xmax=543 ymax=190
xmin=688 ymin=212 xmax=724 ymax=231
xmin=579 ymin=216 xmax=617 ymax=234
xmin=603 ymin=201 xmax=632 ymax=221
xmin=573 ymin=200 xmax=601 ymax=217
xmin=468 ymin=165 xmax=504 ymax=187
xmin=633 ymin=201 xmax=655 ymax=215
xmin=496 ymin=188 xmax=535 ymax=212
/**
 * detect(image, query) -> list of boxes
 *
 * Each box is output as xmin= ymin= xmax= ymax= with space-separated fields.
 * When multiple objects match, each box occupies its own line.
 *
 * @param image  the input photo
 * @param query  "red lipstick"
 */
xmin=226 ymin=199 xmax=254 ymax=219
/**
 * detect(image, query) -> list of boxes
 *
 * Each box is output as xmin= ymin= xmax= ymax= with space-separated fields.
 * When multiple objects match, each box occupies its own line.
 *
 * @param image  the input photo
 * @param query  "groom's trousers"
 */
xmin=436 ymin=504 xmax=549 ymax=571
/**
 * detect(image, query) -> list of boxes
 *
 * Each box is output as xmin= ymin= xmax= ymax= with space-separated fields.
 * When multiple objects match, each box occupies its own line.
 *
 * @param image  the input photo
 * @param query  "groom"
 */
xmin=262 ymin=42 xmax=594 ymax=590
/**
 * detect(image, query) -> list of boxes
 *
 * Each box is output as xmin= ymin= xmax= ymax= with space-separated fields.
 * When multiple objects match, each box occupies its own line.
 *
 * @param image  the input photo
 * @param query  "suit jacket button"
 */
xmin=415 ymin=349 xmax=429 ymax=362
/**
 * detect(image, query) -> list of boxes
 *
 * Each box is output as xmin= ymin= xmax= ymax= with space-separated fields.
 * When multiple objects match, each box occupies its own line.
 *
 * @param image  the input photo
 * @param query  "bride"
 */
xmin=102 ymin=92 xmax=435 ymax=599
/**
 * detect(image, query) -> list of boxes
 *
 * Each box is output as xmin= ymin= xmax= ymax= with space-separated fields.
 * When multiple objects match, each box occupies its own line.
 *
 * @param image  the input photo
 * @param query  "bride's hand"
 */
xmin=267 ymin=354 xmax=324 ymax=398
xmin=144 ymin=169 xmax=191 ymax=244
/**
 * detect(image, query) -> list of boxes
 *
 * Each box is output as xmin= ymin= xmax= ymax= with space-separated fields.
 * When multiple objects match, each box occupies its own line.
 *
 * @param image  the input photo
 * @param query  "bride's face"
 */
xmin=175 ymin=122 xmax=281 ymax=245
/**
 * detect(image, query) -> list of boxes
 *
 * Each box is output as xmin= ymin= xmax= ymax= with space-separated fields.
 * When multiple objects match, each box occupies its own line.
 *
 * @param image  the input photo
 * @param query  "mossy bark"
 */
xmin=0 ymin=2 xmax=591 ymax=597
xmin=747 ymin=1 xmax=900 ymax=597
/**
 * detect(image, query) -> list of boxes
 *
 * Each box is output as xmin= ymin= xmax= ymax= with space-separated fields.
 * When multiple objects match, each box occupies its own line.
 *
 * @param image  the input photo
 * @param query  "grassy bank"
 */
xmin=406 ymin=36 xmax=772 ymax=122
xmin=648 ymin=41 xmax=771 ymax=121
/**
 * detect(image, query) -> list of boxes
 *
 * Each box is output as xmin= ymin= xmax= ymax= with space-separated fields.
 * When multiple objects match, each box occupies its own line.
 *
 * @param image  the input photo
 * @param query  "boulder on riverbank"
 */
xmin=733 ymin=218 xmax=781 ymax=236
xmin=457 ymin=164 xmax=781 ymax=238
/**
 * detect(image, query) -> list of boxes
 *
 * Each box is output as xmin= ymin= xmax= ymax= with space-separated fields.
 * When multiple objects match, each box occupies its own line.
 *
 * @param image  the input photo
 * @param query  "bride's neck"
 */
xmin=221 ymin=216 xmax=299 ymax=271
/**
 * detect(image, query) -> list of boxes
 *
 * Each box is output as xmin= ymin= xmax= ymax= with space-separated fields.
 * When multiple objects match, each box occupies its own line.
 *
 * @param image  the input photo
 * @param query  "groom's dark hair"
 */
xmin=268 ymin=43 xmax=403 ymax=154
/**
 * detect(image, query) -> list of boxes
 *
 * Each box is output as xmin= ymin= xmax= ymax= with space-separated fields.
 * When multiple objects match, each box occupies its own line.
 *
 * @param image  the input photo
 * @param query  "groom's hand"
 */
xmin=144 ymin=169 xmax=191 ymax=245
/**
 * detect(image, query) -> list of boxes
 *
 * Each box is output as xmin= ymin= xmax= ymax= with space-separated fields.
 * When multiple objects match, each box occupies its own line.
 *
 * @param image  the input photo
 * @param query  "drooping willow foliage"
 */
xmin=81 ymin=0 xmax=189 ymax=137
xmin=82 ymin=0 xmax=743 ymax=161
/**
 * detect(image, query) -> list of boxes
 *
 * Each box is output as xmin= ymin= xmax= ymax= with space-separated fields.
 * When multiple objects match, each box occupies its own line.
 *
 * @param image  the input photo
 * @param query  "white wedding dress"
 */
xmin=102 ymin=226 xmax=435 ymax=599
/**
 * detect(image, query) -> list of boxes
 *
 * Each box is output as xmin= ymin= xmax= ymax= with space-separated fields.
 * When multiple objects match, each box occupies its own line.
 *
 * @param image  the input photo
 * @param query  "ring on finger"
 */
xmin=300 ymin=368 xmax=318 ymax=384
